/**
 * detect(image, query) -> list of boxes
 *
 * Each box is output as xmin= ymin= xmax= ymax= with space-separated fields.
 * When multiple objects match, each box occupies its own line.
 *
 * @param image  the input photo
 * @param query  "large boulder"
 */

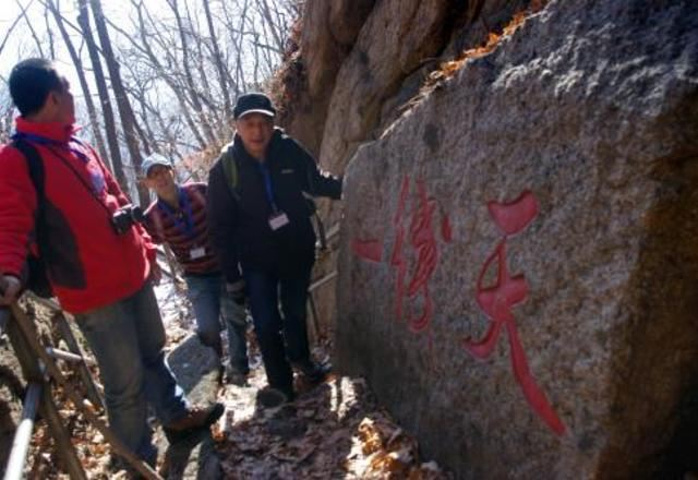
xmin=279 ymin=0 xmax=374 ymax=156
xmin=319 ymin=0 xmax=453 ymax=174
xmin=336 ymin=0 xmax=698 ymax=477
xmin=162 ymin=335 xmax=223 ymax=479
xmin=282 ymin=1 xmax=536 ymax=343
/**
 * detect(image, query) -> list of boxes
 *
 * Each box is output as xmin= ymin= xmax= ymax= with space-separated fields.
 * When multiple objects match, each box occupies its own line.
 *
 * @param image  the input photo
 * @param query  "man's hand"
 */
xmin=225 ymin=280 xmax=246 ymax=305
xmin=0 ymin=274 xmax=22 ymax=306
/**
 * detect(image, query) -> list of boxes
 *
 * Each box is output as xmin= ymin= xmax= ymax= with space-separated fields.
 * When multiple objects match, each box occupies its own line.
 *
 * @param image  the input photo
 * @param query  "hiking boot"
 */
xmin=225 ymin=366 xmax=248 ymax=387
xmin=163 ymin=403 xmax=225 ymax=443
xmin=293 ymin=359 xmax=331 ymax=384
xmin=108 ymin=446 xmax=157 ymax=479
xmin=256 ymin=387 xmax=294 ymax=408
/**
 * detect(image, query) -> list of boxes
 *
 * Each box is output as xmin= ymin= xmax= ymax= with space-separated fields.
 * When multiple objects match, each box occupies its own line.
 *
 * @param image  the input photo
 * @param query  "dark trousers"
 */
xmin=244 ymin=260 xmax=313 ymax=392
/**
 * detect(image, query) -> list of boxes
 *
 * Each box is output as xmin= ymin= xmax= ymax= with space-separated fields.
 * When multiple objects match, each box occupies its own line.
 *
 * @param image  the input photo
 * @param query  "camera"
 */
xmin=111 ymin=204 xmax=145 ymax=235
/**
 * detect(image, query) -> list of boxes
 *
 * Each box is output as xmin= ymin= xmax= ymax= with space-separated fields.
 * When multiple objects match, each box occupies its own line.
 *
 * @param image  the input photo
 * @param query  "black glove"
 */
xmin=225 ymin=280 xmax=246 ymax=305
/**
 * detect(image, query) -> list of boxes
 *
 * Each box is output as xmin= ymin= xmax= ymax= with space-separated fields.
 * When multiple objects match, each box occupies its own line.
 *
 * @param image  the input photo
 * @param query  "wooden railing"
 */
xmin=1 ymin=296 xmax=161 ymax=479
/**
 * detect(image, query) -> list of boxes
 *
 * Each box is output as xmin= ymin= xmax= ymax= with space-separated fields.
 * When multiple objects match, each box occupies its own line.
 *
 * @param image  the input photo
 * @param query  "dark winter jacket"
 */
xmin=0 ymin=118 xmax=156 ymax=313
xmin=207 ymin=129 xmax=342 ymax=284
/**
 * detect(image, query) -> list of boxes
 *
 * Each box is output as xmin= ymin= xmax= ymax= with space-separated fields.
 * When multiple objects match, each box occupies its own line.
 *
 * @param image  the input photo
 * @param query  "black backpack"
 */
xmin=11 ymin=140 xmax=53 ymax=298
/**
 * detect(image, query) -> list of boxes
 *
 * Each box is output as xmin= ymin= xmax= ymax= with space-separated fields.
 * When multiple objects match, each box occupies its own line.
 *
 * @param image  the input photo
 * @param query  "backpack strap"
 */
xmin=11 ymin=140 xmax=53 ymax=297
xmin=220 ymin=143 xmax=240 ymax=201
xmin=11 ymin=140 xmax=46 ymax=235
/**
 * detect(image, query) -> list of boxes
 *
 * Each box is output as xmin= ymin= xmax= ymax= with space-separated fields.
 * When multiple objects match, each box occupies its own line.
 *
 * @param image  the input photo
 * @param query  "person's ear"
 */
xmin=43 ymin=90 xmax=63 ymax=117
xmin=48 ymin=90 xmax=61 ymax=107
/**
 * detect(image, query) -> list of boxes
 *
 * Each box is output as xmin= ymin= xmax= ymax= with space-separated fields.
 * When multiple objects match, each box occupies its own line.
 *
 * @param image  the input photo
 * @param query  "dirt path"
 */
xmin=0 ymin=285 xmax=450 ymax=479
xmin=213 ymin=359 xmax=447 ymax=478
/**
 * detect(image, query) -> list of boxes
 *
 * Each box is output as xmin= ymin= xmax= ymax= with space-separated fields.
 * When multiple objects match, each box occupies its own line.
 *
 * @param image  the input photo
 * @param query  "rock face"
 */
xmin=331 ymin=0 xmax=698 ymax=477
xmin=279 ymin=0 xmax=374 ymax=156
xmin=163 ymin=335 xmax=223 ymax=479
xmin=284 ymin=0 xmax=528 ymax=344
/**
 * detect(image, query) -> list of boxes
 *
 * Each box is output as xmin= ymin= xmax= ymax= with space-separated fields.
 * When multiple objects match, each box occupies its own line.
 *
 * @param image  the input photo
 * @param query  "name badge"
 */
xmin=190 ymin=246 xmax=206 ymax=260
xmin=269 ymin=212 xmax=290 ymax=231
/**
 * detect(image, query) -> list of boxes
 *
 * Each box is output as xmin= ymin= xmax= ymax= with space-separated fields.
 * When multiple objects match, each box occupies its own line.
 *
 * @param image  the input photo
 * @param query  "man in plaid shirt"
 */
xmin=142 ymin=154 xmax=250 ymax=385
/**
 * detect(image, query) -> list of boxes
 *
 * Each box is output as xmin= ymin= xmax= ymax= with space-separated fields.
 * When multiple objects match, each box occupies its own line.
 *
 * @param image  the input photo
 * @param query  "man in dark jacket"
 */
xmin=207 ymin=92 xmax=342 ymax=404
xmin=0 ymin=59 xmax=222 ymax=468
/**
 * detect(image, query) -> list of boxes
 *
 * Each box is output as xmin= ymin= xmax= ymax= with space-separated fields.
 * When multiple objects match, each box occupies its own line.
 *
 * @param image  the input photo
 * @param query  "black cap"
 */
xmin=233 ymin=92 xmax=276 ymax=120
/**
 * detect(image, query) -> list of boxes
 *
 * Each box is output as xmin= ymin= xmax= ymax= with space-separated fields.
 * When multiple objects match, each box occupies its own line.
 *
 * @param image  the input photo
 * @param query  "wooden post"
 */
xmin=9 ymin=303 xmax=162 ymax=480
xmin=54 ymin=311 xmax=105 ymax=412
xmin=4 ymin=310 xmax=87 ymax=480
xmin=0 ymin=307 xmax=8 ymax=337
xmin=307 ymin=292 xmax=321 ymax=343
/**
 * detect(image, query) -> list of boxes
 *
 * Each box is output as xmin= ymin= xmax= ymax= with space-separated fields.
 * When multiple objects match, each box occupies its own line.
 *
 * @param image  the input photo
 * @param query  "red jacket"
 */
xmin=0 ymin=118 xmax=155 ymax=313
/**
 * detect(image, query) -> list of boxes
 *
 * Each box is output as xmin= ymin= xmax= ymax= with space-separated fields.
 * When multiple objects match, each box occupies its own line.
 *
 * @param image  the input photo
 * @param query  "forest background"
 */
xmin=0 ymin=0 xmax=300 ymax=205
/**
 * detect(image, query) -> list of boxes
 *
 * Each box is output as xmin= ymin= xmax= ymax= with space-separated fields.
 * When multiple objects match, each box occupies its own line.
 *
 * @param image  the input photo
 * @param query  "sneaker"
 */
xmin=293 ymin=359 xmax=331 ymax=384
xmin=163 ymin=403 xmax=225 ymax=443
xmin=256 ymin=387 xmax=294 ymax=408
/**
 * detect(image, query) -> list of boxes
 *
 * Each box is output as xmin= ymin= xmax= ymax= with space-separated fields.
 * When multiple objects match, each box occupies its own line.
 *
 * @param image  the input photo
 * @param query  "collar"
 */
xmin=15 ymin=116 xmax=80 ymax=144
xmin=156 ymin=185 xmax=183 ymax=210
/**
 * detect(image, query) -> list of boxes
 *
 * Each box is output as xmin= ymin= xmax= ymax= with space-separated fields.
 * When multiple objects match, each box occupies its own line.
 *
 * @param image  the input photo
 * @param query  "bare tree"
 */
xmin=0 ymin=76 xmax=15 ymax=143
xmin=43 ymin=2 xmax=56 ymax=58
xmin=45 ymin=0 xmax=109 ymax=163
xmin=89 ymin=0 xmax=149 ymax=205
xmin=2 ymin=0 xmax=300 ymax=195
xmin=76 ymin=0 xmax=127 ymax=190
xmin=0 ymin=1 xmax=30 ymax=57
xmin=166 ymin=0 xmax=219 ymax=147
xmin=202 ymin=0 xmax=232 ymax=122
xmin=15 ymin=0 xmax=45 ymax=56
xmin=256 ymin=0 xmax=284 ymax=53
xmin=118 ymin=0 xmax=209 ymax=150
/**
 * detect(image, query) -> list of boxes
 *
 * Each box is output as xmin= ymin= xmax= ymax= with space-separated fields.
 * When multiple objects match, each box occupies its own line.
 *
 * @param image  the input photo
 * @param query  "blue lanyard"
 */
xmin=12 ymin=131 xmax=105 ymax=194
xmin=257 ymin=162 xmax=279 ymax=212
xmin=13 ymin=132 xmax=89 ymax=164
xmin=157 ymin=187 xmax=196 ymax=239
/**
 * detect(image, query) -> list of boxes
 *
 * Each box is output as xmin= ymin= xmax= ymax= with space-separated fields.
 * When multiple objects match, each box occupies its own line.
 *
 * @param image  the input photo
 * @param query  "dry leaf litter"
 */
xmin=1 ymin=279 xmax=451 ymax=479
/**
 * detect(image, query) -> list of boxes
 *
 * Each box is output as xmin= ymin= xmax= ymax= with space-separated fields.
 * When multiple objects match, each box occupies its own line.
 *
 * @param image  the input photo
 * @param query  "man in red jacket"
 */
xmin=0 ymin=59 xmax=222 ymax=467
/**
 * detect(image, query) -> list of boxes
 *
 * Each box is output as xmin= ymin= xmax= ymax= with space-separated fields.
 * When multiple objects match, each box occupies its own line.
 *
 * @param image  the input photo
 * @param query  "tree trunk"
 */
xmin=76 ymin=0 xmax=128 ymax=192
xmin=46 ymin=0 xmax=109 ymax=165
xmin=89 ymin=0 xmax=149 ymax=206
xmin=127 ymin=0 xmax=209 ymax=151
xmin=167 ymin=0 xmax=219 ymax=147
xmin=202 ymin=0 xmax=232 ymax=124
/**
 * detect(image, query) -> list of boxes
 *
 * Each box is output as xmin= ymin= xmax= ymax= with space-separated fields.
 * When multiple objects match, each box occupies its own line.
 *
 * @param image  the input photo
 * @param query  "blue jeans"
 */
xmin=185 ymin=273 xmax=249 ymax=374
xmin=244 ymin=260 xmax=313 ymax=393
xmin=75 ymin=282 xmax=189 ymax=463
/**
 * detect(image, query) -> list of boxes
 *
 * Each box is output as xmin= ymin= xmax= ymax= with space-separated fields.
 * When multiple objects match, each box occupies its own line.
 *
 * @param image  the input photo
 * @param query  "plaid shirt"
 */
xmin=144 ymin=182 xmax=220 ymax=276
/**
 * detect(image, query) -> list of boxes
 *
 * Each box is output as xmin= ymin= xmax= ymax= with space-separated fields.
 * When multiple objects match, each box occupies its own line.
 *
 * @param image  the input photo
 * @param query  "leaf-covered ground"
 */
xmin=0 ymin=282 xmax=452 ymax=479
xmin=211 ymin=359 xmax=448 ymax=479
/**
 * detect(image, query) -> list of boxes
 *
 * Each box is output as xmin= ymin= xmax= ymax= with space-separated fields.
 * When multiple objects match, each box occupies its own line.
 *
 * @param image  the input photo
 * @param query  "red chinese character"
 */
xmin=352 ymin=175 xmax=451 ymax=335
xmin=391 ymin=177 xmax=452 ymax=333
xmin=463 ymin=190 xmax=566 ymax=436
